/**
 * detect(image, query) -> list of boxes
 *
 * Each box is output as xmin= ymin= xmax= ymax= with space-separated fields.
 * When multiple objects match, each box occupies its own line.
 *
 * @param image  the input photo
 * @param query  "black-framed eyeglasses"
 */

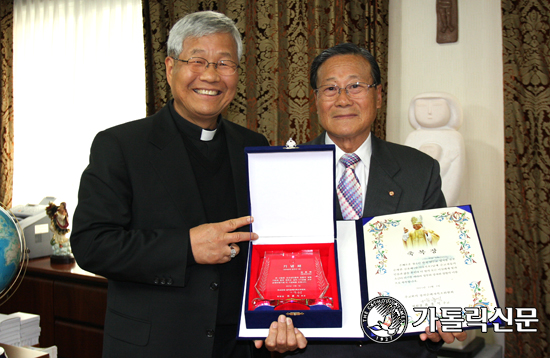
xmin=172 ymin=57 xmax=239 ymax=76
xmin=315 ymin=82 xmax=378 ymax=99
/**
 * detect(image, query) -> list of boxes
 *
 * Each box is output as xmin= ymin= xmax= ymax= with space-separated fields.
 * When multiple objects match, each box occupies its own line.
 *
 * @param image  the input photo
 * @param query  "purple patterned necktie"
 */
xmin=337 ymin=153 xmax=362 ymax=220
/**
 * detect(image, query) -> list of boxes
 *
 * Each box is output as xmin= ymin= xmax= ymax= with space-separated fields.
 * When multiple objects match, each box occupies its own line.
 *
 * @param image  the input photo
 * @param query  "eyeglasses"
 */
xmin=315 ymin=82 xmax=377 ymax=99
xmin=172 ymin=57 xmax=239 ymax=76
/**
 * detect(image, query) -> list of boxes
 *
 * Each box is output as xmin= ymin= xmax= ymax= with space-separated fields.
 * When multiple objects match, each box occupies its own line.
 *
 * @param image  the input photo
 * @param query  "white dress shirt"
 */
xmin=325 ymin=133 xmax=372 ymax=214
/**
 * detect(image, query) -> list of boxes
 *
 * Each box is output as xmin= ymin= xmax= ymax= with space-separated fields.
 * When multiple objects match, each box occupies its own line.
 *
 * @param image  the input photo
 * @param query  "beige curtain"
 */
xmin=502 ymin=1 xmax=550 ymax=357
xmin=142 ymin=0 xmax=389 ymax=145
xmin=0 ymin=1 xmax=13 ymax=209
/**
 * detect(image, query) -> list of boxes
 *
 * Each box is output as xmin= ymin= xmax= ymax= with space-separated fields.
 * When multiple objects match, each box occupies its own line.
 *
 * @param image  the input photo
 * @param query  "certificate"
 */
xmin=362 ymin=205 xmax=499 ymax=334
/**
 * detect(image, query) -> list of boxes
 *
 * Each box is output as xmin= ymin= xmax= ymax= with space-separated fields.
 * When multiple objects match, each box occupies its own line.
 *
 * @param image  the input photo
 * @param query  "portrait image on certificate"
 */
xmin=362 ymin=206 xmax=499 ymax=334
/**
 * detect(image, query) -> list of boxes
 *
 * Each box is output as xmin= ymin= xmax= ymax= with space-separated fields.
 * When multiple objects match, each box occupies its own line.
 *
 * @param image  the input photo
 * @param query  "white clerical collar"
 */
xmin=325 ymin=132 xmax=372 ymax=163
xmin=200 ymin=128 xmax=218 ymax=141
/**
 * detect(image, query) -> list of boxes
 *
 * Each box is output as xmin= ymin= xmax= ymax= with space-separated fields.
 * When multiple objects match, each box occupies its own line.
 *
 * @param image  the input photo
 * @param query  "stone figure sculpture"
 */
xmin=404 ymin=92 xmax=466 ymax=206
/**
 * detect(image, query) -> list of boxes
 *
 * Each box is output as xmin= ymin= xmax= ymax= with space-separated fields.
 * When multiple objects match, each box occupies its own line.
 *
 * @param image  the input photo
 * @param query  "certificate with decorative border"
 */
xmin=362 ymin=205 xmax=499 ymax=334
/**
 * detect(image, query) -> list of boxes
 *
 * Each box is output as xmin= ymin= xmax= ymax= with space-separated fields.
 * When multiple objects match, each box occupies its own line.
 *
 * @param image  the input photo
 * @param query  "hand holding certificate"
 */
xmin=240 ymin=206 xmax=499 ymax=341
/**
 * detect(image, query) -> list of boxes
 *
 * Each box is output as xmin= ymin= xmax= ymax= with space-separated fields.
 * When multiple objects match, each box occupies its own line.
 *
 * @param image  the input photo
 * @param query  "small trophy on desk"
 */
xmin=45 ymin=202 xmax=75 ymax=264
xmin=252 ymin=250 xmax=333 ymax=310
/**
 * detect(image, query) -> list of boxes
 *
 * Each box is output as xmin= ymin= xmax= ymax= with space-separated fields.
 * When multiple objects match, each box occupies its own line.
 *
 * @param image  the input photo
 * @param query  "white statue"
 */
xmin=404 ymin=92 xmax=466 ymax=206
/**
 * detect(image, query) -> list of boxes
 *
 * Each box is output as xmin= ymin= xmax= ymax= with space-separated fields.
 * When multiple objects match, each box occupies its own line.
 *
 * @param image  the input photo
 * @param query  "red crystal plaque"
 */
xmin=253 ymin=250 xmax=333 ymax=309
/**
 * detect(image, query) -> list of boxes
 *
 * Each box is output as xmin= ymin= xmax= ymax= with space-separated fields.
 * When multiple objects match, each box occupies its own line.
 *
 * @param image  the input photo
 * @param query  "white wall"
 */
xmin=387 ymin=0 xmax=505 ymax=351
xmin=12 ymin=0 xmax=146 ymax=221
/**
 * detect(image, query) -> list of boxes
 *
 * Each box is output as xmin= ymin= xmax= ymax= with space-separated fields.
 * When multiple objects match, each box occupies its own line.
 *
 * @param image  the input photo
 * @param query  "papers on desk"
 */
xmin=0 ymin=314 xmax=20 ymax=346
xmin=10 ymin=312 xmax=41 ymax=346
xmin=0 ymin=312 xmax=40 ymax=347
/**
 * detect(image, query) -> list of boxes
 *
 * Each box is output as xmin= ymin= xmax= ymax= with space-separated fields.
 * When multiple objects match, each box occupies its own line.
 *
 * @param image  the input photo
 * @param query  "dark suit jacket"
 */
xmin=308 ymin=132 xmax=446 ymax=219
xmin=71 ymin=104 xmax=268 ymax=358
xmin=297 ymin=132 xmax=446 ymax=358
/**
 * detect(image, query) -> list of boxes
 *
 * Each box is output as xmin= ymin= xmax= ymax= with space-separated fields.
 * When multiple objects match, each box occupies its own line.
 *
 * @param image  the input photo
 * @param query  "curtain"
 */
xmin=0 ymin=1 xmax=13 ymax=208
xmin=142 ymin=0 xmax=389 ymax=145
xmin=12 ymin=0 xmax=145 ymax=216
xmin=502 ymin=1 xmax=550 ymax=357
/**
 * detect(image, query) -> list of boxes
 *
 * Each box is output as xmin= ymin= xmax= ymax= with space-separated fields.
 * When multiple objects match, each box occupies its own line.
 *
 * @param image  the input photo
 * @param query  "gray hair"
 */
xmin=167 ymin=11 xmax=243 ymax=61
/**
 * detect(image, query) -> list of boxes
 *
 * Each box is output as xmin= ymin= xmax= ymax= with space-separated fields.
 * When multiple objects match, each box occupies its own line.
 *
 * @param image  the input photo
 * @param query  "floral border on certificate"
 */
xmin=434 ymin=211 xmax=477 ymax=265
xmin=366 ymin=219 xmax=401 ymax=274
xmin=469 ymin=280 xmax=493 ymax=312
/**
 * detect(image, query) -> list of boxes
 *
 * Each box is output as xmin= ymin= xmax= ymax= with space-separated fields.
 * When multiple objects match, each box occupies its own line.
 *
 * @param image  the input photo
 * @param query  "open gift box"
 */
xmin=240 ymin=144 xmax=342 ymax=330
xmin=238 ymin=148 xmax=500 ymax=340
xmin=239 ymin=205 xmax=500 ymax=341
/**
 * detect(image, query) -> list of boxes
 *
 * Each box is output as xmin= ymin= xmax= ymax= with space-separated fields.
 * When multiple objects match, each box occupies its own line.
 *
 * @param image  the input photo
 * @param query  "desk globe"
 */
xmin=0 ymin=206 xmax=28 ymax=305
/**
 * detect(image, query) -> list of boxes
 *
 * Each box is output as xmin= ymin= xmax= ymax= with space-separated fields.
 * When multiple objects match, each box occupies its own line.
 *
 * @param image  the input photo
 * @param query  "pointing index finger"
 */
xmin=223 ymin=216 xmax=254 ymax=232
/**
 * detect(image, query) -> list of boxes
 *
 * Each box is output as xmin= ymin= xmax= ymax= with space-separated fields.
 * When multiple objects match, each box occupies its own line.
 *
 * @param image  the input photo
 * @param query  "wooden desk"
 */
xmin=0 ymin=258 xmax=107 ymax=358
xmin=0 ymin=343 xmax=49 ymax=358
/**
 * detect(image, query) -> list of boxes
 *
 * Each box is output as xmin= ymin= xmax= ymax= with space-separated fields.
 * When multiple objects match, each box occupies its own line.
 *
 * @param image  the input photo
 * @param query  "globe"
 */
xmin=0 ymin=206 xmax=26 ymax=302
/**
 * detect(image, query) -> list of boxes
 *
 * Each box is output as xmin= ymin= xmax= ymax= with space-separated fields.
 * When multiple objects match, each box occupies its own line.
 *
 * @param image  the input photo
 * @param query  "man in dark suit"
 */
xmin=71 ymin=11 xmax=304 ymax=358
xmin=282 ymin=43 xmax=467 ymax=357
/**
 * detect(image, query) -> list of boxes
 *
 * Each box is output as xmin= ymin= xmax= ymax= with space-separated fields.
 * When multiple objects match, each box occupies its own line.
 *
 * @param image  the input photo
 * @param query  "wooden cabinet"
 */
xmin=0 ymin=258 xmax=107 ymax=358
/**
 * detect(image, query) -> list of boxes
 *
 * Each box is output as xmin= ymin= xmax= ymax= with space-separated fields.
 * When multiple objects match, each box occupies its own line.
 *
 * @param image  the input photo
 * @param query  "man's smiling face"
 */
xmin=315 ymin=54 xmax=382 ymax=152
xmin=165 ymin=32 xmax=239 ymax=129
